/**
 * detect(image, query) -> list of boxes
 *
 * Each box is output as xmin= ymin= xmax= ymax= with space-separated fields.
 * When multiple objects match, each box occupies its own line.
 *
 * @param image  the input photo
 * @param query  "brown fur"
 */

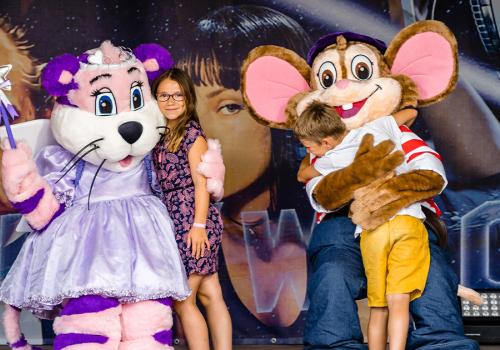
xmin=350 ymin=170 xmax=444 ymax=230
xmin=313 ymin=21 xmax=457 ymax=236
xmin=393 ymin=74 xmax=419 ymax=110
xmin=385 ymin=20 xmax=458 ymax=106
xmin=240 ymin=21 xmax=457 ymax=244
xmin=313 ymin=134 xmax=404 ymax=210
xmin=241 ymin=45 xmax=310 ymax=129
xmin=285 ymin=91 xmax=310 ymax=128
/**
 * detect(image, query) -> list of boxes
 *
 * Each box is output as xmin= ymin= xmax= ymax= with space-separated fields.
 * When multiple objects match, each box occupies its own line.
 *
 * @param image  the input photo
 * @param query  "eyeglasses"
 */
xmin=156 ymin=92 xmax=185 ymax=102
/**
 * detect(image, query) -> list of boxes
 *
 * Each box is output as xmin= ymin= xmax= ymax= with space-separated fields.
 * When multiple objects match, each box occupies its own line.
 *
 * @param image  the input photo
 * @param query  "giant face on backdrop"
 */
xmin=177 ymin=5 xmax=313 ymax=334
xmin=242 ymin=20 xmax=480 ymax=349
xmin=0 ymin=41 xmax=192 ymax=350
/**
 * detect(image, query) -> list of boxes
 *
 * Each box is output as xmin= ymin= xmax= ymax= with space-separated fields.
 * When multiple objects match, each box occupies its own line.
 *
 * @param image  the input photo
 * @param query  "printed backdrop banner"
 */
xmin=0 ymin=0 xmax=499 ymax=345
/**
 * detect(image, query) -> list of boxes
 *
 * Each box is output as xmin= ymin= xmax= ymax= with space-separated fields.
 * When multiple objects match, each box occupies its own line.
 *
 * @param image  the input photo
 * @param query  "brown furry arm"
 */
xmin=350 ymin=169 xmax=444 ymax=230
xmin=313 ymin=134 xmax=404 ymax=210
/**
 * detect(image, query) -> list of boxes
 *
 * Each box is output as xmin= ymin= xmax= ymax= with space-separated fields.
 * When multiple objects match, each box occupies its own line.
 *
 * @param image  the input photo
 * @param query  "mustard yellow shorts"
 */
xmin=360 ymin=215 xmax=430 ymax=307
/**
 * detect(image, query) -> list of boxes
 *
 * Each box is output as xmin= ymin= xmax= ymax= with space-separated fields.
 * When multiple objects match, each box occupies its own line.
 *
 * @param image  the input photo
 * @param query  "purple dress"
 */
xmin=0 ymin=145 xmax=190 ymax=319
xmin=153 ymin=120 xmax=223 ymax=276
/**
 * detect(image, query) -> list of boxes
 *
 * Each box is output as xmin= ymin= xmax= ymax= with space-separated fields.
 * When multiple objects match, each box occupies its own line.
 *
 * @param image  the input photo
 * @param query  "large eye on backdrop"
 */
xmin=130 ymin=82 xmax=144 ymax=111
xmin=217 ymin=102 xmax=245 ymax=116
xmin=93 ymin=89 xmax=117 ymax=116
xmin=317 ymin=61 xmax=337 ymax=89
xmin=351 ymin=55 xmax=373 ymax=80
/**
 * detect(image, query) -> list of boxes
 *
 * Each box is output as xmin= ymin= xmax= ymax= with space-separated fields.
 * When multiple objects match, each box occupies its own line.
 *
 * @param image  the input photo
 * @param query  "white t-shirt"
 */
xmin=311 ymin=116 xmax=425 ymax=235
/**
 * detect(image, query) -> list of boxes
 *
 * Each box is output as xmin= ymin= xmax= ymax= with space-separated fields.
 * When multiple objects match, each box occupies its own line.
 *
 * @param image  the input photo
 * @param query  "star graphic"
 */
xmin=0 ymin=64 xmax=13 ymax=91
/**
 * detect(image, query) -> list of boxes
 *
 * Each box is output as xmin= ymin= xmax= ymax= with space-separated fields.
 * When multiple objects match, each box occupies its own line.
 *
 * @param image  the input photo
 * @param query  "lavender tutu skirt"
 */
xmin=0 ymin=146 xmax=190 ymax=319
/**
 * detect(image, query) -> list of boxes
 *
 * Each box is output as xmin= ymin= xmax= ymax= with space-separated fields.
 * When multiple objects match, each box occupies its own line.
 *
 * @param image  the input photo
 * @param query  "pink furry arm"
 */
xmin=197 ymin=139 xmax=225 ymax=202
xmin=1 ymin=140 xmax=62 ymax=230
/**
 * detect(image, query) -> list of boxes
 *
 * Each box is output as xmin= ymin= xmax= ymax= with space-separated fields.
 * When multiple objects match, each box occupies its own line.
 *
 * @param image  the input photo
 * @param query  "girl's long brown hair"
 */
xmin=151 ymin=68 xmax=199 ymax=152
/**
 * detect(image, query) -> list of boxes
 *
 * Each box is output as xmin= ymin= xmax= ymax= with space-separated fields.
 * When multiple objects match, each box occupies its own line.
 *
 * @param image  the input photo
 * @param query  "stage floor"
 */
xmin=1 ymin=346 xmax=499 ymax=349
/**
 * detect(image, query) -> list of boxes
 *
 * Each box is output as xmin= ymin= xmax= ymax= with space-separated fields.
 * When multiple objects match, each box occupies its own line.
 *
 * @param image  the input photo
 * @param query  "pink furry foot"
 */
xmin=119 ymin=338 xmax=174 ymax=350
xmin=53 ymin=296 xmax=122 ymax=350
xmin=120 ymin=299 xmax=173 ymax=349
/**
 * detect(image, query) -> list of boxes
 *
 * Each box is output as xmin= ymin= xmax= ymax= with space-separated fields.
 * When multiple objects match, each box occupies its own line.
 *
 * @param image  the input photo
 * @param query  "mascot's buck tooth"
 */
xmin=0 ymin=41 xmax=223 ymax=350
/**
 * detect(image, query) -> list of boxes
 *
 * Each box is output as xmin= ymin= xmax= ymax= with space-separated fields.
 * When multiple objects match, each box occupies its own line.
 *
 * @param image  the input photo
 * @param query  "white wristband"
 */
xmin=192 ymin=222 xmax=206 ymax=229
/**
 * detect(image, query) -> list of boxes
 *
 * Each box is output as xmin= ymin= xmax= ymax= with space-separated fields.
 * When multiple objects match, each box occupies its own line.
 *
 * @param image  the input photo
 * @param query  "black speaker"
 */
xmin=462 ymin=290 xmax=500 ymax=344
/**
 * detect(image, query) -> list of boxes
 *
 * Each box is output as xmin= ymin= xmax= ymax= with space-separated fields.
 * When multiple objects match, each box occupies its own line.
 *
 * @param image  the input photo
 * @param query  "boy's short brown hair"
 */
xmin=293 ymin=101 xmax=346 ymax=143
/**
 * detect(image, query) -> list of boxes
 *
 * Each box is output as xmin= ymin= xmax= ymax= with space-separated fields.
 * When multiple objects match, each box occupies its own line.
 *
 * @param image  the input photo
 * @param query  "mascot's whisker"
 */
xmin=157 ymin=125 xmax=167 ymax=137
xmin=56 ymin=145 xmax=100 ymax=184
xmin=87 ymin=159 xmax=106 ymax=210
xmin=60 ymin=137 xmax=104 ymax=173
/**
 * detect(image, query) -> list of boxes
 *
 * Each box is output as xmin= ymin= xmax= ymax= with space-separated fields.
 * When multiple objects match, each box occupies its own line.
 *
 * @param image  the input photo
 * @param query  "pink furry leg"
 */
xmin=119 ymin=298 xmax=173 ymax=350
xmin=2 ymin=304 xmax=42 ymax=350
xmin=53 ymin=295 xmax=122 ymax=350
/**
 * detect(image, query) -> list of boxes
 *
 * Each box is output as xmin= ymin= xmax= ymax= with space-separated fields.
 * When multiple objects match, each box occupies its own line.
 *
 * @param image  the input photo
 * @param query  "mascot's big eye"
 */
xmin=351 ymin=55 xmax=373 ymax=80
xmin=130 ymin=82 xmax=144 ymax=111
xmin=94 ymin=89 xmax=117 ymax=116
xmin=317 ymin=61 xmax=337 ymax=89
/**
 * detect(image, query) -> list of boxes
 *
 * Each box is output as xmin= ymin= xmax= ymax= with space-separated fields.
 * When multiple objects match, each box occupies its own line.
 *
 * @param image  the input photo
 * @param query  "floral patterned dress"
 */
xmin=153 ymin=119 xmax=223 ymax=276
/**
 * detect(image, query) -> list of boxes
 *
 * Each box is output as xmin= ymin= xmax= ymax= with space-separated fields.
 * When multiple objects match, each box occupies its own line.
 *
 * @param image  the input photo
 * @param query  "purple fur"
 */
xmin=41 ymin=53 xmax=80 ymax=97
xmin=56 ymin=96 xmax=78 ymax=107
xmin=156 ymin=297 xmax=173 ymax=308
xmin=54 ymin=333 xmax=108 ymax=350
xmin=307 ymin=31 xmax=387 ymax=65
xmin=78 ymin=53 xmax=90 ymax=64
xmin=11 ymin=188 xmax=44 ymax=214
xmin=60 ymin=295 xmax=119 ymax=316
xmin=133 ymin=43 xmax=173 ymax=82
xmin=153 ymin=330 xmax=173 ymax=345
xmin=10 ymin=334 xmax=27 ymax=348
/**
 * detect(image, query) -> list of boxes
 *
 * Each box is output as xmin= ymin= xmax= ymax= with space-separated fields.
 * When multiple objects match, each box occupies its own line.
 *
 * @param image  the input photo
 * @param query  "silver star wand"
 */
xmin=0 ymin=64 xmax=19 ymax=149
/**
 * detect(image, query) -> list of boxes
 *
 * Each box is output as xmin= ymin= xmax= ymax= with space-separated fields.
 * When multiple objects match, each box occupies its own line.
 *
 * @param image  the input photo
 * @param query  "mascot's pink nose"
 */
xmin=335 ymin=79 xmax=350 ymax=90
xmin=118 ymin=121 xmax=143 ymax=144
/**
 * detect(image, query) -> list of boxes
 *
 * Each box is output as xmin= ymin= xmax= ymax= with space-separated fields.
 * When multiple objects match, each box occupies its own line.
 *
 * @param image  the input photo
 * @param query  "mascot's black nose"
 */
xmin=118 ymin=121 xmax=143 ymax=144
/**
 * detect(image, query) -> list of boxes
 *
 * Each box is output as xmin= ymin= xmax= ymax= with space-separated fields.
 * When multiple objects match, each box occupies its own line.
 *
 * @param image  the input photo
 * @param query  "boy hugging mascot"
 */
xmin=0 ymin=41 xmax=222 ymax=350
xmin=241 ymin=20 xmax=479 ymax=350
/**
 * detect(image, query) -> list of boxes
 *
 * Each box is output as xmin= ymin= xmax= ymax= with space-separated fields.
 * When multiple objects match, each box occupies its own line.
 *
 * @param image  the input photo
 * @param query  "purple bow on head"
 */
xmin=0 ymin=64 xmax=20 ymax=149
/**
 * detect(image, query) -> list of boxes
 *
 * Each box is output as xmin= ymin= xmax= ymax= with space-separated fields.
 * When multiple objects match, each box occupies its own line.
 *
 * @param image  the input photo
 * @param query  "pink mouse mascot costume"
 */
xmin=0 ymin=41 xmax=201 ymax=350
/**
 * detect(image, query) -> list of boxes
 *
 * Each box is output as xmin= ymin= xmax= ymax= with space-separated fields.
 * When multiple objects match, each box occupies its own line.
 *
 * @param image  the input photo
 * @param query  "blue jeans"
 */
xmin=303 ymin=214 xmax=479 ymax=350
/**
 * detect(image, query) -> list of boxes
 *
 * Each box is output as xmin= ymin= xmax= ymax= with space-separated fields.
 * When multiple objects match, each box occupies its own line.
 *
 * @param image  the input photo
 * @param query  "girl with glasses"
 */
xmin=151 ymin=67 xmax=232 ymax=350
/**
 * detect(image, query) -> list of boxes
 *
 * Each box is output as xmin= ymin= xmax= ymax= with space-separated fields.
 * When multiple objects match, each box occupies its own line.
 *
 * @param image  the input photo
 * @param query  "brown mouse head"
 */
xmin=242 ymin=20 xmax=458 ymax=130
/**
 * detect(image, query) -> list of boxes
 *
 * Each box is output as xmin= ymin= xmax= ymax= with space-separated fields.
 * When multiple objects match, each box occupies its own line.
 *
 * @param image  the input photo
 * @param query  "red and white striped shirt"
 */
xmin=306 ymin=116 xmax=446 ymax=223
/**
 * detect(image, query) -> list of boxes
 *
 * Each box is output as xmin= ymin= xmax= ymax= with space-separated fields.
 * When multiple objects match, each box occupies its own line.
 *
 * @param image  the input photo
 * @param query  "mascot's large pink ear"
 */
xmin=133 ymin=44 xmax=173 ymax=82
xmin=385 ymin=20 xmax=458 ymax=106
xmin=41 ymin=53 xmax=80 ymax=97
xmin=242 ymin=45 xmax=311 ymax=129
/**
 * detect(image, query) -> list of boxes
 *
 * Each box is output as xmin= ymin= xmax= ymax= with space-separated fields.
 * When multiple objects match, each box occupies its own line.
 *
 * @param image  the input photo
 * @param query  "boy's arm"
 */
xmin=297 ymin=163 xmax=321 ymax=183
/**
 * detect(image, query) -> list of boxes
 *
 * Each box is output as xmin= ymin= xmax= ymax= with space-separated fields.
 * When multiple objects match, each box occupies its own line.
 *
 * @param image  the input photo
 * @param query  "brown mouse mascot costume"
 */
xmin=241 ymin=20 xmax=480 ymax=350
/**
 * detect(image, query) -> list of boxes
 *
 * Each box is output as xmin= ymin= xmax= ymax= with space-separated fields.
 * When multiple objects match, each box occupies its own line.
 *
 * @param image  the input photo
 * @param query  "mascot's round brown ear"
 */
xmin=240 ymin=20 xmax=458 ymax=244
